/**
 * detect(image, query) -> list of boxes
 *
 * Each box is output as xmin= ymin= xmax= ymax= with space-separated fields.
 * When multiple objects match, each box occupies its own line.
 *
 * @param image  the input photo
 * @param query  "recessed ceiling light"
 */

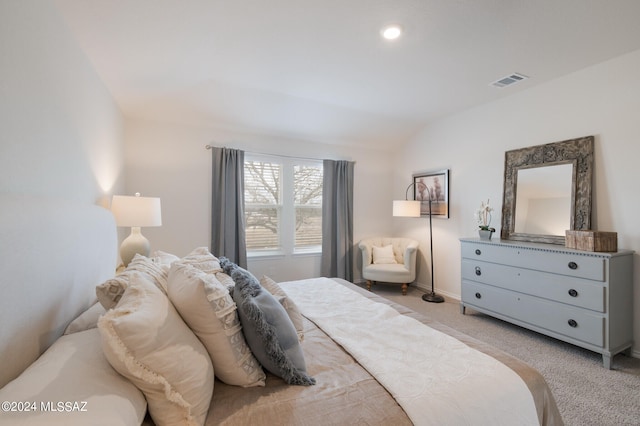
xmin=381 ymin=25 xmax=402 ymax=40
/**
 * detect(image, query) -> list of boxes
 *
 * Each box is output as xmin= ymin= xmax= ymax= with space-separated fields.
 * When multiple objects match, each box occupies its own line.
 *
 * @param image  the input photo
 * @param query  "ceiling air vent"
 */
xmin=490 ymin=73 xmax=528 ymax=88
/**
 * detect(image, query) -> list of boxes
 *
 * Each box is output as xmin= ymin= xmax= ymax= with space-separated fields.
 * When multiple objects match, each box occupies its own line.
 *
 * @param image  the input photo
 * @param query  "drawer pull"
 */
xmin=568 ymin=319 xmax=578 ymax=328
xmin=475 ymin=292 xmax=482 ymax=299
xmin=568 ymin=289 xmax=578 ymax=297
xmin=568 ymin=261 xmax=578 ymax=270
xmin=475 ymin=249 xmax=481 ymax=255
xmin=475 ymin=267 xmax=482 ymax=276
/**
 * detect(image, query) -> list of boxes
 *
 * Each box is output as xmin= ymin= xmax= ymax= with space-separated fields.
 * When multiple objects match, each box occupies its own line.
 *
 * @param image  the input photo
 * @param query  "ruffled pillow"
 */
xmin=97 ymin=273 xmax=214 ymax=426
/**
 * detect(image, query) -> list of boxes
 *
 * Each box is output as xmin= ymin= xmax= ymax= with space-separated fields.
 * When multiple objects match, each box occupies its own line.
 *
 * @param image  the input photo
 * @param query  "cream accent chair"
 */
xmin=358 ymin=237 xmax=419 ymax=295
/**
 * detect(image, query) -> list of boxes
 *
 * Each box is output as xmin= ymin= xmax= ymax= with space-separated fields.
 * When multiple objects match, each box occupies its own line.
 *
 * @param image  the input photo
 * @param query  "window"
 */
xmin=244 ymin=155 xmax=323 ymax=255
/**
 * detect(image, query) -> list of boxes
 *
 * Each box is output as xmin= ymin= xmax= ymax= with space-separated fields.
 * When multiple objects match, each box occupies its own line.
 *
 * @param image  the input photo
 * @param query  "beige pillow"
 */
xmin=372 ymin=245 xmax=397 ymax=264
xmin=97 ymin=273 xmax=214 ymax=426
xmin=168 ymin=262 xmax=266 ymax=387
xmin=95 ymin=254 xmax=168 ymax=309
xmin=150 ymin=250 xmax=180 ymax=273
xmin=260 ymin=275 xmax=305 ymax=342
xmin=180 ymin=247 xmax=235 ymax=288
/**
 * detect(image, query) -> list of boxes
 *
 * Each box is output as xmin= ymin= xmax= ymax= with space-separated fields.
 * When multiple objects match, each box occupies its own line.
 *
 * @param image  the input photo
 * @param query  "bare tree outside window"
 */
xmin=244 ymin=158 xmax=322 ymax=252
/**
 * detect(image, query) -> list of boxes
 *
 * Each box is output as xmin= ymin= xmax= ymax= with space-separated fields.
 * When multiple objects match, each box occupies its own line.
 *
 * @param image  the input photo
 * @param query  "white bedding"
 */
xmin=280 ymin=278 xmax=540 ymax=426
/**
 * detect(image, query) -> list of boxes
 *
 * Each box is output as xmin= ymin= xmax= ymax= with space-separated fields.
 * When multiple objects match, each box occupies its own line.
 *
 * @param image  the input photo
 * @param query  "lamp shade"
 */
xmin=111 ymin=194 xmax=162 ymax=227
xmin=393 ymin=200 xmax=421 ymax=217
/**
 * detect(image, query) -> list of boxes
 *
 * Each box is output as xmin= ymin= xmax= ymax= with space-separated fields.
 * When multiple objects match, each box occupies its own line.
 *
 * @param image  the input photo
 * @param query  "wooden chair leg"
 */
xmin=366 ymin=280 xmax=373 ymax=291
xmin=401 ymin=283 xmax=408 ymax=295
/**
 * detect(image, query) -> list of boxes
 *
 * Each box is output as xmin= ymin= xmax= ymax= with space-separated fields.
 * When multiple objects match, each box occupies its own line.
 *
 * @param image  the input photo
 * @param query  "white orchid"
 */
xmin=475 ymin=199 xmax=495 ymax=231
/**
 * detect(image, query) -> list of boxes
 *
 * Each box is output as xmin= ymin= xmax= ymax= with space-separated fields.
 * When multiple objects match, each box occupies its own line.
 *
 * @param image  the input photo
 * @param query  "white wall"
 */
xmin=394 ymin=48 xmax=640 ymax=356
xmin=0 ymin=1 xmax=124 ymax=205
xmin=124 ymin=119 xmax=394 ymax=281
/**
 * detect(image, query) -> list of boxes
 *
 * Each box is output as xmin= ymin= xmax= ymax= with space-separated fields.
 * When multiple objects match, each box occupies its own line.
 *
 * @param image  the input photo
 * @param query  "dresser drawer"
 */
xmin=461 ymin=242 xmax=605 ymax=281
xmin=462 ymin=281 xmax=605 ymax=347
xmin=461 ymin=259 xmax=605 ymax=312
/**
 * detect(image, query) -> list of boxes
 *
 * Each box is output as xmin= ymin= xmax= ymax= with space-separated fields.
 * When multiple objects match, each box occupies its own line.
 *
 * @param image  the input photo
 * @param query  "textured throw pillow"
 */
xmin=260 ymin=275 xmax=305 ymax=342
xmin=97 ymin=273 xmax=214 ymax=426
xmin=167 ymin=262 xmax=266 ymax=387
xmin=220 ymin=258 xmax=315 ymax=386
xmin=95 ymin=254 xmax=168 ymax=309
xmin=372 ymin=245 xmax=398 ymax=264
xmin=180 ymin=247 xmax=235 ymax=289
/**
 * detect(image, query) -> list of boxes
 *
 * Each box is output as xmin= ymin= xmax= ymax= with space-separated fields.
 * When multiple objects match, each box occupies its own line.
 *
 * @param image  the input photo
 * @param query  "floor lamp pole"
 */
xmin=422 ymin=193 xmax=444 ymax=303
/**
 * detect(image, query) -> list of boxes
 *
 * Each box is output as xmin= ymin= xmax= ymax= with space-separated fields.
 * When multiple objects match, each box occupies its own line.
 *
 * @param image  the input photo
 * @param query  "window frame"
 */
xmin=244 ymin=154 xmax=323 ymax=258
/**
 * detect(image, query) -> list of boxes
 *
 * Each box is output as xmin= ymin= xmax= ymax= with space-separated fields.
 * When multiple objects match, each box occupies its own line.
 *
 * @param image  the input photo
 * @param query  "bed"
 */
xmin=0 ymin=194 xmax=562 ymax=425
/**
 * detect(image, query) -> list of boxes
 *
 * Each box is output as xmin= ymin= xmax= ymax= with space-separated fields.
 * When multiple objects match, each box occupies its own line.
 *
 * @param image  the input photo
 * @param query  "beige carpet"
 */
xmin=360 ymin=282 xmax=640 ymax=426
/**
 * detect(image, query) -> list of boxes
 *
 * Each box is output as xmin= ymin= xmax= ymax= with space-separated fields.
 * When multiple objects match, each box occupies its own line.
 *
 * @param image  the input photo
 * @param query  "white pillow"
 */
xmin=260 ymin=275 xmax=305 ymax=342
xmin=180 ymin=247 xmax=235 ymax=288
xmin=95 ymin=254 xmax=168 ymax=309
xmin=151 ymin=250 xmax=181 ymax=273
xmin=167 ymin=262 xmax=266 ymax=387
xmin=98 ymin=273 xmax=214 ymax=426
xmin=372 ymin=245 xmax=398 ymax=264
xmin=0 ymin=328 xmax=146 ymax=425
xmin=63 ymin=302 xmax=106 ymax=335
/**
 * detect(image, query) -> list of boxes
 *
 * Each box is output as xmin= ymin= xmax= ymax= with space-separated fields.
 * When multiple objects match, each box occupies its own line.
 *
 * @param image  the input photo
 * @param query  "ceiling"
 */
xmin=53 ymin=0 xmax=640 ymax=151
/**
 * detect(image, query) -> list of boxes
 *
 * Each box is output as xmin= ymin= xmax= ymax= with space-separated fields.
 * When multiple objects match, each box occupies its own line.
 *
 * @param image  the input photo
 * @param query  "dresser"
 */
xmin=460 ymin=238 xmax=634 ymax=368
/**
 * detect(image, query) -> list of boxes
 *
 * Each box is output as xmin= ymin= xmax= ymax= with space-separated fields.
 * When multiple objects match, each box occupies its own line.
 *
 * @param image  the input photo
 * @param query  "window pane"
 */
xmin=294 ymin=165 xmax=323 ymax=205
xmin=294 ymin=164 xmax=323 ymax=248
xmin=244 ymin=160 xmax=281 ymax=250
xmin=295 ymin=206 xmax=322 ymax=247
xmin=245 ymin=161 xmax=280 ymax=204
xmin=245 ymin=207 xmax=279 ymax=250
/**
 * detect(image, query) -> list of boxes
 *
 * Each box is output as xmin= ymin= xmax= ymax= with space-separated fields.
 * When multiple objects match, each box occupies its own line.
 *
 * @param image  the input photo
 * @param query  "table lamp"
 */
xmin=111 ymin=193 xmax=162 ymax=266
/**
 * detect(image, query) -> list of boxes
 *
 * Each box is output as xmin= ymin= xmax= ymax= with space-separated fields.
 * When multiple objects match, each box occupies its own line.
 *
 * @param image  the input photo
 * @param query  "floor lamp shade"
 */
xmin=111 ymin=194 xmax=162 ymax=266
xmin=393 ymin=200 xmax=421 ymax=217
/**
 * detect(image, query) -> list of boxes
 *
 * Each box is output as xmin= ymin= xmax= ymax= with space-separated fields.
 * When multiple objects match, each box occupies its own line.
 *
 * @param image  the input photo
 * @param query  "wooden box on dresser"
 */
xmin=460 ymin=238 xmax=634 ymax=369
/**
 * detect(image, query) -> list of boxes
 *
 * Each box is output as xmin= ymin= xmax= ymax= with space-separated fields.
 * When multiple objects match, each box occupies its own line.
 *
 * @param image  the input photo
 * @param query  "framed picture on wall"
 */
xmin=413 ymin=169 xmax=449 ymax=218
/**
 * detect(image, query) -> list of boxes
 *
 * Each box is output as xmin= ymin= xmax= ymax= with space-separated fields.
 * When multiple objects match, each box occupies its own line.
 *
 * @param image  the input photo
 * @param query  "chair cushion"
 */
xmin=363 ymin=264 xmax=412 ymax=283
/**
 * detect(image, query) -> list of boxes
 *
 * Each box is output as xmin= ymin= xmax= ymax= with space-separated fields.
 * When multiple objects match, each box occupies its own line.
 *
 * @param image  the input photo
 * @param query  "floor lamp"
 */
xmin=393 ymin=184 xmax=444 ymax=303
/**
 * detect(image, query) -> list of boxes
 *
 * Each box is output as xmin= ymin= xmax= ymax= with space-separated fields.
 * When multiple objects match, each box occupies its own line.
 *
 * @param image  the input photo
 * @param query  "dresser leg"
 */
xmin=602 ymin=354 xmax=612 ymax=370
xmin=460 ymin=303 xmax=466 ymax=315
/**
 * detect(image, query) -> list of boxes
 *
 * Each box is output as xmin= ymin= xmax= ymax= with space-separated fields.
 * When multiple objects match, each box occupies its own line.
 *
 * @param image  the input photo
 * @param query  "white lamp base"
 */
xmin=120 ymin=226 xmax=151 ymax=267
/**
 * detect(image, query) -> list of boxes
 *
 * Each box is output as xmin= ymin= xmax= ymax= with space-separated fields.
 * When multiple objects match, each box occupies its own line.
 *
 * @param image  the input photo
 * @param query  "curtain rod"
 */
xmin=205 ymin=144 xmax=352 ymax=163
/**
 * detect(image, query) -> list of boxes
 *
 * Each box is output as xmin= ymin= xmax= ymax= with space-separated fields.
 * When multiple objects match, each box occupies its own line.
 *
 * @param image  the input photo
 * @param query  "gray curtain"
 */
xmin=211 ymin=147 xmax=247 ymax=268
xmin=321 ymin=160 xmax=355 ymax=281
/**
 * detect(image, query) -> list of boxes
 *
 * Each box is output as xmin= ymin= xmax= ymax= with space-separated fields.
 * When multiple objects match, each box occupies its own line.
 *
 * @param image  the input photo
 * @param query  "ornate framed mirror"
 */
xmin=500 ymin=136 xmax=594 ymax=245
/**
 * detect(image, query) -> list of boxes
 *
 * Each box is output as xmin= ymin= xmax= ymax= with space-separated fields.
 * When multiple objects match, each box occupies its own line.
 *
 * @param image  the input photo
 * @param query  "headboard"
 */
xmin=0 ymin=193 xmax=117 ymax=387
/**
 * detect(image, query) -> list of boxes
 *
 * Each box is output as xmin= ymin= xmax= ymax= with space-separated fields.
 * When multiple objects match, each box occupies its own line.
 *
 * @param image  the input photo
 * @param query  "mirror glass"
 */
xmin=501 ymin=136 xmax=594 ymax=245
xmin=514 ymin=164 xmax=572 ymax=235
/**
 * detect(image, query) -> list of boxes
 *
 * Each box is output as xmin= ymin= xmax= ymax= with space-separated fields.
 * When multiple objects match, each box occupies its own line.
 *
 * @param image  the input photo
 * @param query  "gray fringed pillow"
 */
xmin=220 ymin=258 xmax=315 ymax=386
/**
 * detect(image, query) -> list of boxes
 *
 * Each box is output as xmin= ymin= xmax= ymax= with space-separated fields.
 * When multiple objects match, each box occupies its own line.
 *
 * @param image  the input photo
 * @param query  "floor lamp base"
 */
xmin=422 ymin=291 xmax=445 ymax=303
